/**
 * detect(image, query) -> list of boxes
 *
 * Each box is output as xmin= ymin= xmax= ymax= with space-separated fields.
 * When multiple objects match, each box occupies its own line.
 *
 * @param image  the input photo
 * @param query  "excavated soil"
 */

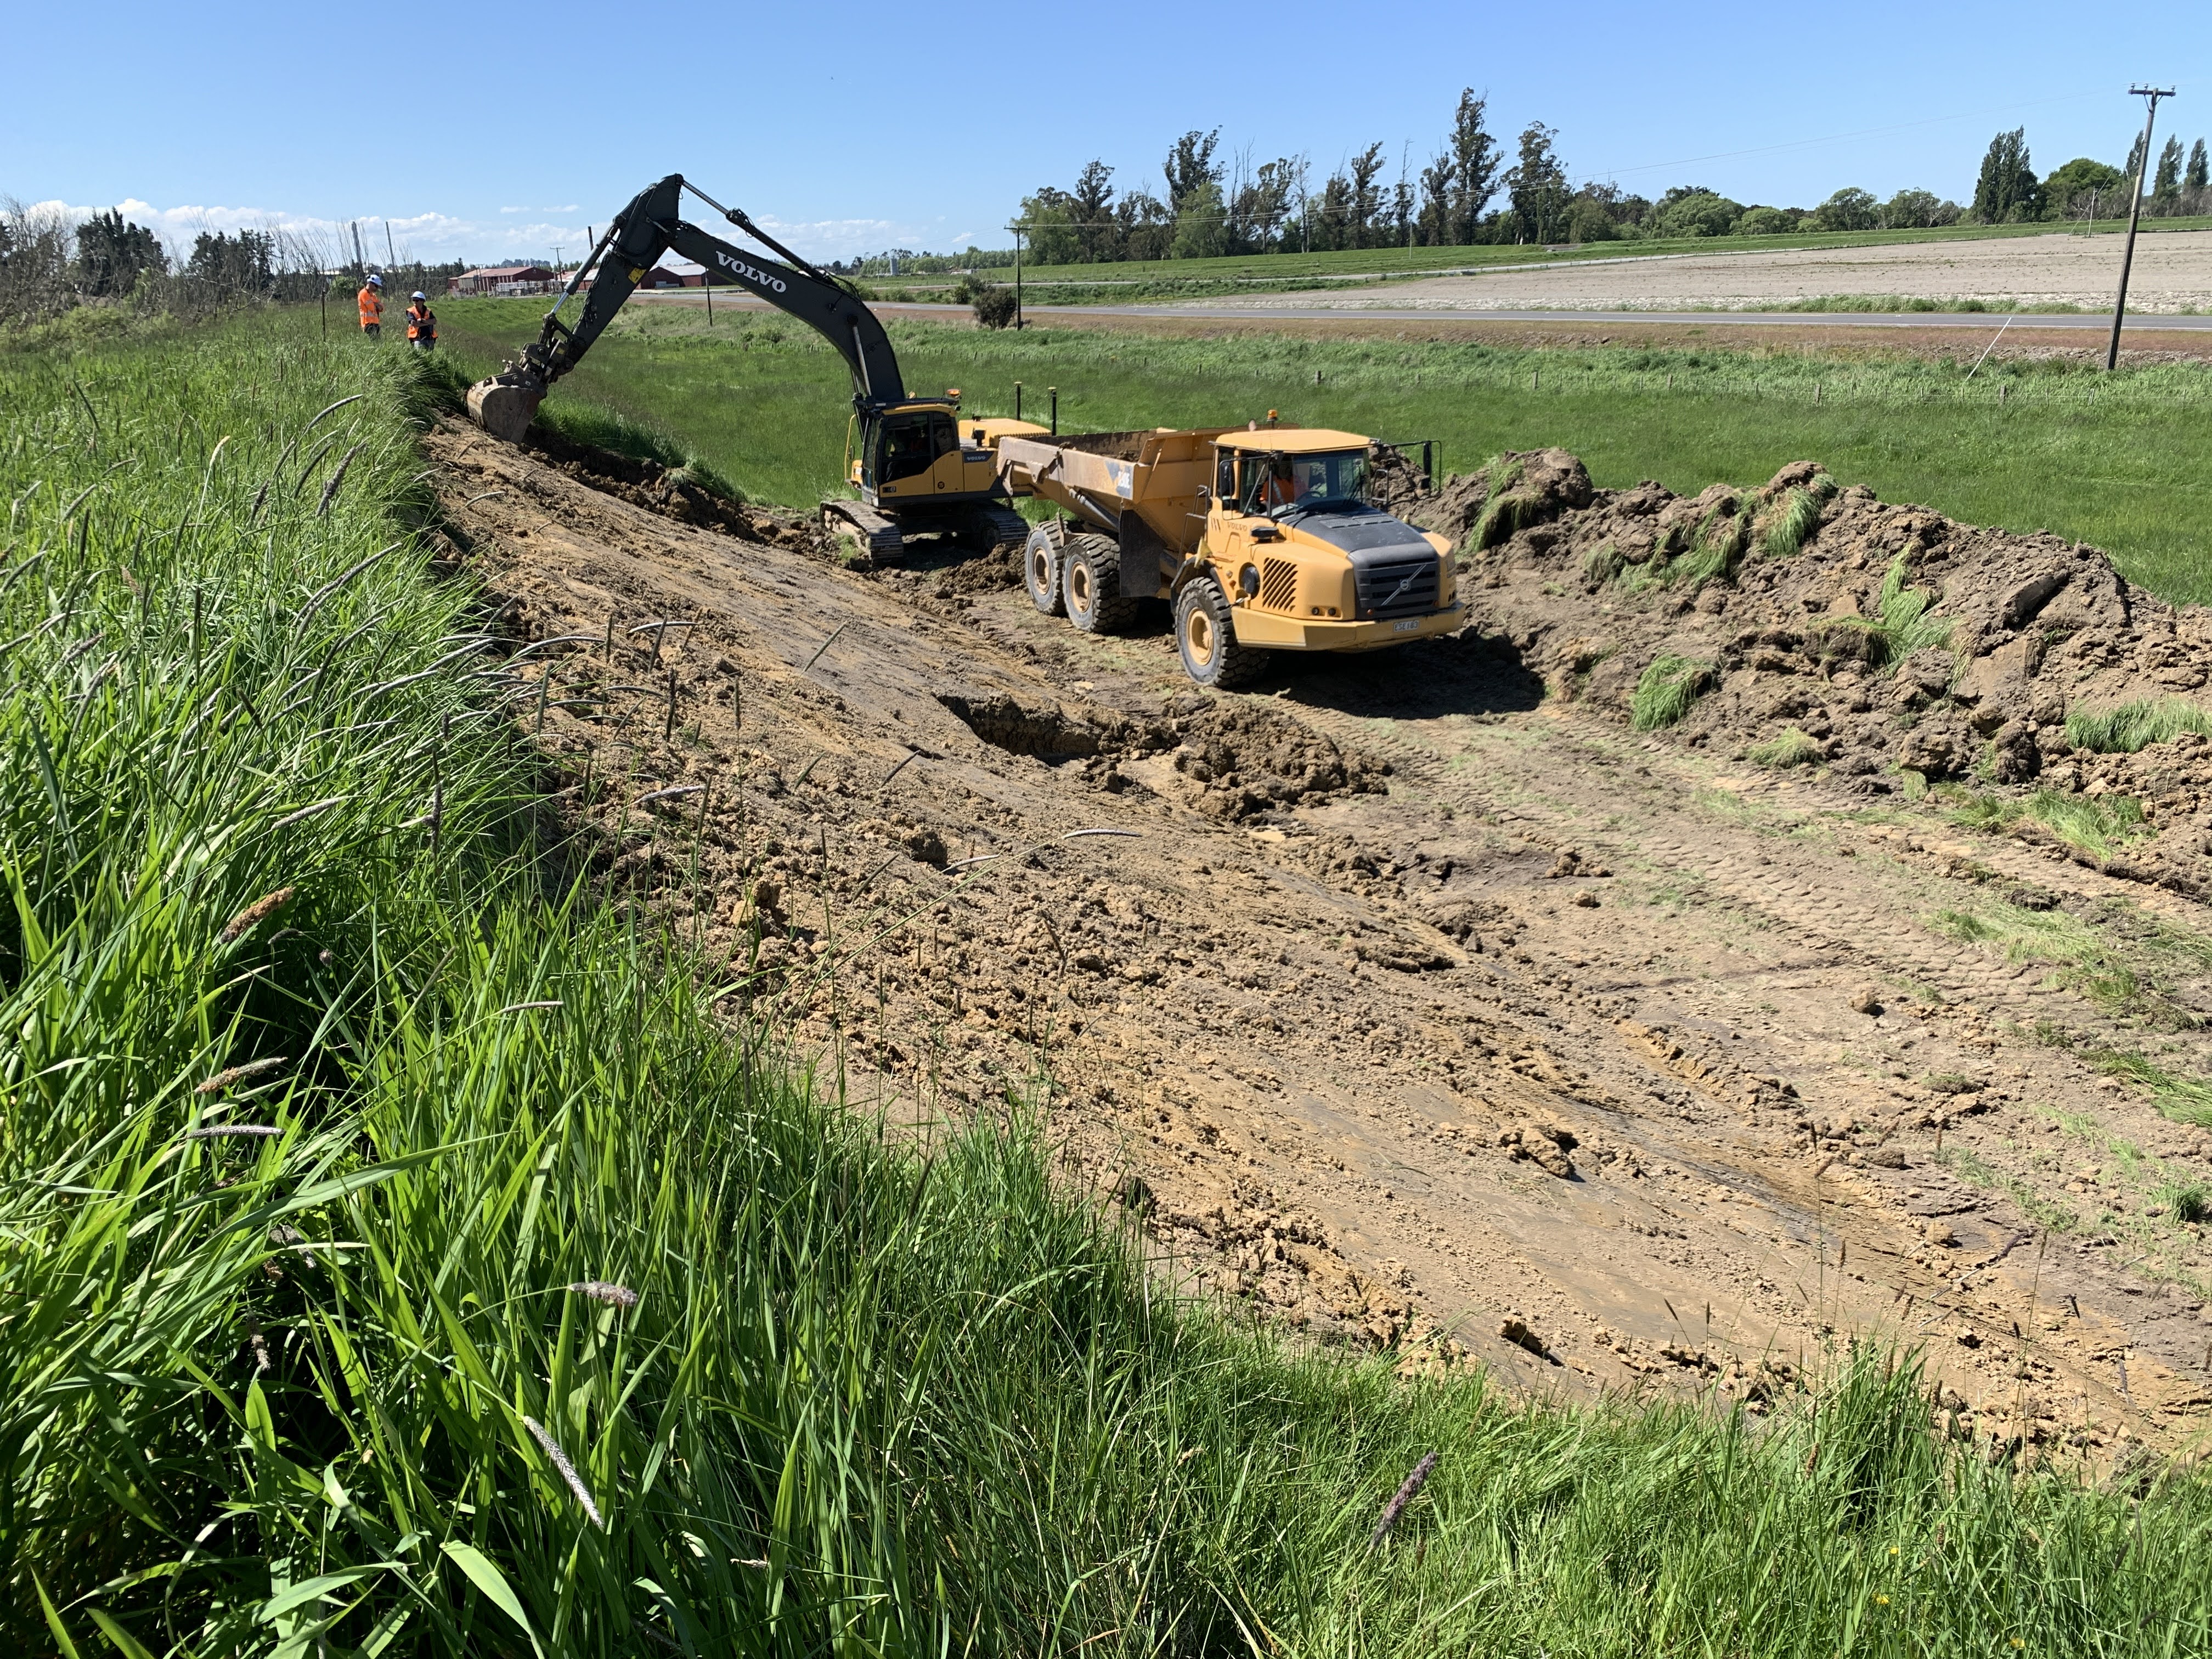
xmin=428 ymin=415 xmax=2212 ymax=1462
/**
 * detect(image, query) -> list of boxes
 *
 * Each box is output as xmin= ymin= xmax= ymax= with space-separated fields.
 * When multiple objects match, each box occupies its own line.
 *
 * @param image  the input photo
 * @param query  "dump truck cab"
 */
xmin=1197 ymin=427 xmax=1460 ymax=657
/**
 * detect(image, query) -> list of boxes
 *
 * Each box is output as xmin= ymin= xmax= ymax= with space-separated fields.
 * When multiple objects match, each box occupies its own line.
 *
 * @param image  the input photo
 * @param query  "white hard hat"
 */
xmin=410 ymin=291 xmax=427 ymax=301
xmin=367 ymin=274 xmax=382 ymax=286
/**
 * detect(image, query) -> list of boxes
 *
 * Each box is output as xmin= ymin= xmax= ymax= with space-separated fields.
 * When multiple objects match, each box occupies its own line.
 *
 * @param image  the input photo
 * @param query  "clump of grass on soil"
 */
xmin=2066 ymin=698 xmax=2212 ymax=754
xmin=1631 ymin=653 xmax=1711 ymax=730
xmin=2154 ymin=1178 xmax=2212 ymax=1225
xmin=1754 ymin=470 xmax=1839 ymax=557
xmin=1468 ymin=452 xmax=1528 ymax=548
xmin=2087 ymin=1050 xmax=2212 ymax=1127
xmin=1820 ymin=550 xmax=1953 ymax=668
xmin=15 ymin=309 xmax=2212 ymax=1655
xmin=1979 ymin=789 xmax=2155 ymax=861
xmin=1747 ymin=726 xmax=1823 ymax=767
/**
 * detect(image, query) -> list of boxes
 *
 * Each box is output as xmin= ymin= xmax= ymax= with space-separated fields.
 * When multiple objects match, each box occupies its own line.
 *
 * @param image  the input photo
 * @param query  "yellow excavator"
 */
xmin=466 ymin=173 xmax=1039 ymax=558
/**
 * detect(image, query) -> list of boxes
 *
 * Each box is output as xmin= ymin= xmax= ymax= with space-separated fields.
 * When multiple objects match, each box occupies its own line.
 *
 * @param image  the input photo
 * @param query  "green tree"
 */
xmin=1565 ymin=196 xmax=1614 ymax=243
xmin=2041 ymin=157 xmax=2126 ymax=219
xmin=1170 ymin=179 xmax=1227 ymax=259
xmin=1345 ymin=141 xmax=1388 ymax=249
xmin=1813 ymin=187 xmax=1879 ymax=231
xmin=1446 ymin=91 xmax=1500 ymax=245
xmin=1971 ymin=128 xmax=2039 ymax=223
xmin=1505 ymin=122 xmax=1570 ymax=244
xmin=1070 ymin=161 xmax=1118 ymax=263
xmin=1650 ymin=189 xmax=1742 ymax=238
xmin=1163 ymin=129 xmax=1222 ymax=216
xmin=2188 ymin=139 xmax=2209 ymax=193
xmin=1731 ymin=205 xmax=1797 ymax=236
xmin=73 ymin=209 xmax=165 ymax=298
xmin=1880 ymin=188 xmax=1954 ymax=229
xmin=2153 ymin=136 xmax=2185 ymax=209
xmin=1017 ymin=189 xmax=1080 ymax=267
xmin=184 ymin=229 xmax=274 ymax=298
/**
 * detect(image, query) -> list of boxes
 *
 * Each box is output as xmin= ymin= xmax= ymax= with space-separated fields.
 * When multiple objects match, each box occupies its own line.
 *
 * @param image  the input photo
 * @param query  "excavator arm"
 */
xmin=469 ymin=173 xmax=905 ymax=440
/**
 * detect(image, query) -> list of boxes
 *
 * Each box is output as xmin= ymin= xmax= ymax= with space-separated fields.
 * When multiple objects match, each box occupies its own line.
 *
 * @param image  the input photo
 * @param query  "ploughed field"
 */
xmin=449 ymin=415 xmax=2212 ymax=1453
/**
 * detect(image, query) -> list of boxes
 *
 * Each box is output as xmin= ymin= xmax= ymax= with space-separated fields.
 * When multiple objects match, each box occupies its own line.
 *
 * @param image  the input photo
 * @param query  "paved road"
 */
xmin=636 ymin=291 xmax=2210 ymax=332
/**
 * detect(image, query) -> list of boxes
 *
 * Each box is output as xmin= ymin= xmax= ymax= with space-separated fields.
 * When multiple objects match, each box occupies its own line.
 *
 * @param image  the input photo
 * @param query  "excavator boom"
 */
xmin=468 ymin=173 xmax=905 ymax=440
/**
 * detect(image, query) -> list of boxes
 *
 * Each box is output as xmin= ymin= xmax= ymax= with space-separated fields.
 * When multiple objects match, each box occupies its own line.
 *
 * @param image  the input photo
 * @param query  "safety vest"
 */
xmin=407 ymin=304 xmax=435 ymax=340
xmin=358 ymin=287 xmax=382 ymax=329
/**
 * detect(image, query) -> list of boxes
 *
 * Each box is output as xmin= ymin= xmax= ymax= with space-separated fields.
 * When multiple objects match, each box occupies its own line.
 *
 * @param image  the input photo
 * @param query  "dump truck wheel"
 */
xmin=1023 ymin=524 xmax=1065 ymax=616
xmin=1063 ymin=534 xmax=1142 ymax=634
xmin=1175 ymin=575 xmax=1266 ymax=689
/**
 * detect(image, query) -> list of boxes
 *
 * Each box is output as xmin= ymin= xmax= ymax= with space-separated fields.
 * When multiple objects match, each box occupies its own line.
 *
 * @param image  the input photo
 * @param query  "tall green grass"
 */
xmin=11 ymin=319 xmax=2212 ymax=1654
xmin=2067 ymin=698 xmax=2212 ymax=754
xmin=432 ymin=300 xmax=2212 ymax=605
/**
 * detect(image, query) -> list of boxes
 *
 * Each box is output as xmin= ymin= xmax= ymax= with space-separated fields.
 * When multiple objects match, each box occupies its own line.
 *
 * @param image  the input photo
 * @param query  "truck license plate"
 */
xmin=1392 ymin=619 xmax=1418 ymax=633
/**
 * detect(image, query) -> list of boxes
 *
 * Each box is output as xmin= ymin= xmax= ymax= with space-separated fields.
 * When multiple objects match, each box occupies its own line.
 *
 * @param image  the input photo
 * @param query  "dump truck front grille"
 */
xmin=1356 ymin=555 xmax=1438 ymax=618
xmin=1259 ymin=557 xmax=1299 ymax=611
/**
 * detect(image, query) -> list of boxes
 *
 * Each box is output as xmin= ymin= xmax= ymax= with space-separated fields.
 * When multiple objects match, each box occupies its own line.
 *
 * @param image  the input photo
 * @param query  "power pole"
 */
xmin=2107 ymin=84 xmax=2175 ymax=371
xmin=1013 ymin=226 xmax=1024 ymax=331
xmin=385 ymin=219 xmax=397 ymax=271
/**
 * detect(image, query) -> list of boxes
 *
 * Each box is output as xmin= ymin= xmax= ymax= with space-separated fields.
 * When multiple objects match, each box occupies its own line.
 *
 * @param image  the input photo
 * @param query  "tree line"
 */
xmin=0 ymin=202 xmax=470 ymax=331
xmin=847 ymin=99 xmax=2212 ymax=273
xmin=983 ymin=92 xmax=1978 ymax=267
xmin=1972 ymin=127 xmax=2210 ymax=224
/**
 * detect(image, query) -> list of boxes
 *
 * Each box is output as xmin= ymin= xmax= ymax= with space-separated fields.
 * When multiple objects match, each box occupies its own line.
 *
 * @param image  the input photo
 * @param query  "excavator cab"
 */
xmin=866 ymin=406 xmax=960 ymax=492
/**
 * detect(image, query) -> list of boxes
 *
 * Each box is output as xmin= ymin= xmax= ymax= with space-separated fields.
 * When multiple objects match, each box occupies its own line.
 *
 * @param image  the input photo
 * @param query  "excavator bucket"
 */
xmin=467 ymin=370 xmax=546 ymax=444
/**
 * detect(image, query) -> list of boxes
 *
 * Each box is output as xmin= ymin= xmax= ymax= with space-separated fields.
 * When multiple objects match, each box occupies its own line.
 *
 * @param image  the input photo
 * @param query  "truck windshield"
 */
xmin=1238 ymin=449 xmax=1369 ymax=516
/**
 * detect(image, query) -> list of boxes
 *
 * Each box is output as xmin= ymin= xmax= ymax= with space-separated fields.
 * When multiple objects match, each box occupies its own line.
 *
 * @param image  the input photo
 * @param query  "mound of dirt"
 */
xmin=522 ymin=425 xmax=839 ymax=556
xmin=938 ymin=687 xmax=1387 ymax=821
xmin=1167 ymin=697 xmax=1391 ymax=820
xmin=1437 ymin=449 xmax=2212 ymax=890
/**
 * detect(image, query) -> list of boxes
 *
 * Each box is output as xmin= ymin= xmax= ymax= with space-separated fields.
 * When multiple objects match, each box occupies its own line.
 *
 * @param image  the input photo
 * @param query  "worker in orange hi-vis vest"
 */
xmin=357 ymin=274 xmax=383 ymax=337
xmin=405 ymin=291 xmax=437 ymax=352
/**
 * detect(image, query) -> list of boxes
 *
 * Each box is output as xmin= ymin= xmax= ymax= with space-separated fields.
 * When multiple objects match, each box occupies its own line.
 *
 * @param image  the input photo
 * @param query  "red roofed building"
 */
xmin=448 ymin=264 xmax=556 ymax=296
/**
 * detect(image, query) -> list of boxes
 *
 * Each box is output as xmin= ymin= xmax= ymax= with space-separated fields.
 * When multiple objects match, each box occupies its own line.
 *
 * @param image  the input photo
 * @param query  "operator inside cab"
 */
xmin=1236 ymin=449 xmax=1370 ymax=516
xmin=876 ymin=409 xmax=959 ymax=486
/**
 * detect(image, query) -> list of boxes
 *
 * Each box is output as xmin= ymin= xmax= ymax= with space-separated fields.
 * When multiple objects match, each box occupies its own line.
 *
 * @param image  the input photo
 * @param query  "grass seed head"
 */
xmin=523 ymin=1415 xmax=605 ymax=1528
xmin=220 ymin=885 xmax=296 ymax=942
xmin=1372 ymin=1449 xmax=1439 ymax=1547
xmin=568 ymin=1279 xmax=640 ymax=1309
xmin=194 ymin=1056 xmax=289 ymax=1094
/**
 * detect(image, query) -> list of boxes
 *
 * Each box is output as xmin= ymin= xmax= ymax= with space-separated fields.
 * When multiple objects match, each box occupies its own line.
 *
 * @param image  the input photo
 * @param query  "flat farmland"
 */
xmin=1193 ymin=227 xmax=2212 ymax=314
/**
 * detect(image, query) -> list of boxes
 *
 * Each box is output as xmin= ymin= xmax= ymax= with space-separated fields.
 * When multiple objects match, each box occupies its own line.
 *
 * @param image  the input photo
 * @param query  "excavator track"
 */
xmin=821 ymin=499 xmax=906 ymax=562
xmin=970 ymin=503 xmax=1029 ymax=551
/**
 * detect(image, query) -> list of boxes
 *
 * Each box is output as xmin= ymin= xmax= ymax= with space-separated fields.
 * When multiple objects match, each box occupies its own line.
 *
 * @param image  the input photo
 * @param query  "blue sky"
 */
xmin=7 ymin=1 xmax=2207 ymax=263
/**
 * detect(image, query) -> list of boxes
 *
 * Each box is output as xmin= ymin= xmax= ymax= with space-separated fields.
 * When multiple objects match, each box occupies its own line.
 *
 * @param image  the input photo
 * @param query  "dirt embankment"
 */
xmin=430 ymin=414 xmax=2212 ymax=1462
xmin=1377 ymin=445 xmax=2212 ymax=896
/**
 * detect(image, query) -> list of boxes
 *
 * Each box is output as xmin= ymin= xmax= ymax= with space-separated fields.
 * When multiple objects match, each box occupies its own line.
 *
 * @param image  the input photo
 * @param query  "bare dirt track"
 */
xmin=428 ymin=417 xmax=2212 ymax=1462
xmin=1197 ymin=228 xmax=2212 ymax=315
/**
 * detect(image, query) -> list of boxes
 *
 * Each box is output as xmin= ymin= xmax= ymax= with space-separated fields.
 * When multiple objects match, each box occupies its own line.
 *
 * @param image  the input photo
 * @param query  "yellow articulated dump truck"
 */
xmin=995 ymin=424 xmax=1462 ymax=687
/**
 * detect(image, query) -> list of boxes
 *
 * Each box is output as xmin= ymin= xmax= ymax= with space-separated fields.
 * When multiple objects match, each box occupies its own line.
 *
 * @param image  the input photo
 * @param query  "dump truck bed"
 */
xmin=996 ymin=427 xmax=1233 ymax=557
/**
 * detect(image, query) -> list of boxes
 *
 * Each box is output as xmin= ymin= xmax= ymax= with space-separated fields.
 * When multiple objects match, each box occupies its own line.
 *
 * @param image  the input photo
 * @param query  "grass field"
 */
xmin=436 ymin=298 xmax=2212 ymax=606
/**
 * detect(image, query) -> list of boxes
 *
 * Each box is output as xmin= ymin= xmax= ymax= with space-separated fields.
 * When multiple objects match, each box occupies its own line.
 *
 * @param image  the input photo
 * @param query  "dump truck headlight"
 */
xmin=1238 ymin=563 xmax=1259 ymax=599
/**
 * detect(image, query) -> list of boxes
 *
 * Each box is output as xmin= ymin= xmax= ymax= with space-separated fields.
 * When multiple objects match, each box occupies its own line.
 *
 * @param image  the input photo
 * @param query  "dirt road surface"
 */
xmin=431 ymin=419 xmax=2212 ymax=1462
xmin=1181 ymin=228 xmax=2212 ymax=315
